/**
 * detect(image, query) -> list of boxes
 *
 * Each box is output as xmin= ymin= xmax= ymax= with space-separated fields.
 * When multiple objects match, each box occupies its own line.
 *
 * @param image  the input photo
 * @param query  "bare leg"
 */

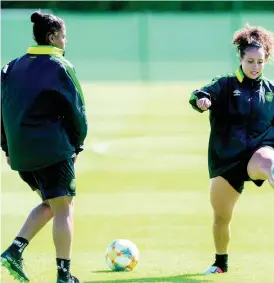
xmin=48 ymin=196 xmax=74 ymax=259
xmin=0 ymin=191 xmax=53 ymax=282
xmin=17 ymin=190 xmax=53 ymax=242
xmin=210 ymin=177 xmax=240 ymax=254
xmin=247 ymin=146 xmax=274 ymax=188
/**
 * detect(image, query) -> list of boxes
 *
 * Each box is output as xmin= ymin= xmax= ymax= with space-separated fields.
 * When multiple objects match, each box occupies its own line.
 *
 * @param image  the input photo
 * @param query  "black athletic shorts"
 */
xmin=221 ymin=162 xmax=264 ymax=194
xmin=220 ymin=147 xmax=272 ymax=194
xmin=19 ymin=158 xmax=76 ymax=201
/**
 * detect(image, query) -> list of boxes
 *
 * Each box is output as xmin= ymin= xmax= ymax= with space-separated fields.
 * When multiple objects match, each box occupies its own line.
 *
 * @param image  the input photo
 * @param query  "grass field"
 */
xmin=1 ymin=82 xmax=274 ymax=283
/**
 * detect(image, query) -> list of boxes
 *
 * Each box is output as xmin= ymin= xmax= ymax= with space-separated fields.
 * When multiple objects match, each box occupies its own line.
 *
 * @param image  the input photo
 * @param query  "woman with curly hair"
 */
xmin=189 ymin=25 xmax=274 ymax=274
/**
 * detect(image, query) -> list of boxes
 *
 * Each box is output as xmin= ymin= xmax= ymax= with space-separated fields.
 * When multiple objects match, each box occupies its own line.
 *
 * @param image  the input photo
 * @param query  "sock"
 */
xmin=57 ymin=258 xmax=71 ymax=279
xmin=215 ymin=254 xmax=228 ymax=271
xmin=10 ymin=237 xmax=29 ymax=257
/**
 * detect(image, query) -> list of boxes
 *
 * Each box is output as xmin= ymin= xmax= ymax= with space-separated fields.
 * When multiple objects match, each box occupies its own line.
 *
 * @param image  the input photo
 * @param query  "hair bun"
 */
xmin=30 ymin=11 xmax=43 ymax=24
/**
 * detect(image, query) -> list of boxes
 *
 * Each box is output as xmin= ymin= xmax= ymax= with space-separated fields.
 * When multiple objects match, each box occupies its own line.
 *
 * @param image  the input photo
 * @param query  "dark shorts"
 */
xmin=220 ymin=147 xmax=272 ymax=194
xmin=221 ymin=162 xmax=264 ymax=194
xmin=19 ymin=159 xmax=76 ymax=201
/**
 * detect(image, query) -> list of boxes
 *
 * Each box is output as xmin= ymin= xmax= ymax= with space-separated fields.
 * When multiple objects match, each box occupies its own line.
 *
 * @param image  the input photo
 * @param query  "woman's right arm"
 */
xmin=189 ymin=76 xmax=223 ymax=113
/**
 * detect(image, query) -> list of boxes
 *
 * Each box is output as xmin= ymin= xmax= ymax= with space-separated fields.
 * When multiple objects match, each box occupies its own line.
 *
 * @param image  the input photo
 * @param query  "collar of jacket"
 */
xmin=27 ymin=45 xmax=65 ymax=56
xmin=235 ymin=66 xmax=262 ymax=85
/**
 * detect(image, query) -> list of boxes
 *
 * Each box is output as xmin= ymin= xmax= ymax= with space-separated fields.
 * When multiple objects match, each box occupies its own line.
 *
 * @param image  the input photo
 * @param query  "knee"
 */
xmin=248 ymin=152 xmax=274 ymax=179
xmin=257 ymin=153 xmax=273 ymax=170
xmin=41 ymin=202 xmax=53 ymax=216
xmin=213 ymin=213 xmax=232 ymax=226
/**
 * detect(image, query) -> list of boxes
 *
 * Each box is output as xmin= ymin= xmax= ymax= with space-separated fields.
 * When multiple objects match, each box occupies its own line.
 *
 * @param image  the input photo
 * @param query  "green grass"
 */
xmin=1 ymin=82 xmax=274 ymax=283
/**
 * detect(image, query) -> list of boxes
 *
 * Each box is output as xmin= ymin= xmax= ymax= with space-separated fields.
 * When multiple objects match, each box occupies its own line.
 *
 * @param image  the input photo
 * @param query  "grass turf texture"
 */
xmin=1 ymin=82 xmax=274 ymax=283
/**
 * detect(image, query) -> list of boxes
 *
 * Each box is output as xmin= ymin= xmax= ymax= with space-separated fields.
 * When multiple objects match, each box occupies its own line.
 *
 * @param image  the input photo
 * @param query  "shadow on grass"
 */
xmin=84 ymin=271 xmax=212 ymax=283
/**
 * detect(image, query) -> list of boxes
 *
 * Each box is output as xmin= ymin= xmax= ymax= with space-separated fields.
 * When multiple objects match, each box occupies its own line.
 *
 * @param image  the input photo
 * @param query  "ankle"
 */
xmin=214 ymin=254 xmax=228 ymax=271
xmin=57 ymin=258 xmax=71 ymax=279
xmin=10 ymin=237 xmax=29 ymax=257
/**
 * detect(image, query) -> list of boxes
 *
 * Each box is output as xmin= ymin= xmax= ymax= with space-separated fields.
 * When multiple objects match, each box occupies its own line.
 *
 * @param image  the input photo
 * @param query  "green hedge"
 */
xmin=2 ymin=1 xmax=274 ymax=12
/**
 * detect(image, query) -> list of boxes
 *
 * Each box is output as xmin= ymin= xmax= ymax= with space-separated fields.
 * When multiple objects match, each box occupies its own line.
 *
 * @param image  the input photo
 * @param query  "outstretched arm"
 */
xmin=189 ymin=76 xmax=223 ymax=113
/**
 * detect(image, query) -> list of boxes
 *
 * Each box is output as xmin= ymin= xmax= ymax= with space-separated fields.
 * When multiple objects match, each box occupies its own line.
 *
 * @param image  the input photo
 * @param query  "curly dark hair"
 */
xmin=232 ymin=24 xmax=274 ymax=62
xmin=30 ymin=10 xmax=64 ymax=45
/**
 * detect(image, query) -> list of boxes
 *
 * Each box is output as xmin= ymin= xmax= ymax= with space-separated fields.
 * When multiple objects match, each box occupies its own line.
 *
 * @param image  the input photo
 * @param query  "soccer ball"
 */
xmin=105 ymin=239 xmax=139 ymax=271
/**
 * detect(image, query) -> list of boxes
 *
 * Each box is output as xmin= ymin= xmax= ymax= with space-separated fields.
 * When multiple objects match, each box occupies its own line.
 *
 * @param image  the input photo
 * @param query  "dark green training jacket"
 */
xmin=189 ymin=66 xmax=274 ymax=178
xmin=1 ymin=45 xmax=88 ymax=171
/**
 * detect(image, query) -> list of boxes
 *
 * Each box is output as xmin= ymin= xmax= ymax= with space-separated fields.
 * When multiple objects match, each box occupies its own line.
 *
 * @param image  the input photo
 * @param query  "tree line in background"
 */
xmin=2 ymin=1 xmax=274 ymax=12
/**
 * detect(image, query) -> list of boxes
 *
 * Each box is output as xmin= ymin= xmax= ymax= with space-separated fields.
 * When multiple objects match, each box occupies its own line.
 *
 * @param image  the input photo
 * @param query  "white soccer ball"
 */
xmin=105 ymin=239 xmax=139 ymax=271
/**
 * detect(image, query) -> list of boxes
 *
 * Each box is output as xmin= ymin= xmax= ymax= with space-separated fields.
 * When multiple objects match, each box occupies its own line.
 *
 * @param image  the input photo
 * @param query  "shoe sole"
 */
xmin=1 ymin=257 xmax=29 ymax=282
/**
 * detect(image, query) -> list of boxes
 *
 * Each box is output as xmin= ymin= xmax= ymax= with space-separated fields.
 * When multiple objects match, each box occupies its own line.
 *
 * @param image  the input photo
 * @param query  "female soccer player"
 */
xmin=1 ymin=10 xmax=87 ymax=283
xmin=189 ymin=25 xmax=274 ymax=274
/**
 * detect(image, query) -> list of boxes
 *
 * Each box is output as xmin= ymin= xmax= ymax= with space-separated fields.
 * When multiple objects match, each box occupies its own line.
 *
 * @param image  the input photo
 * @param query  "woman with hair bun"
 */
xmin=1 ymin=10 xmax=86 ymax=283
xmin=30 ymin=10 xmax=67 ymax=49
xmin=189 ymin=24 xmax=274 ymax=274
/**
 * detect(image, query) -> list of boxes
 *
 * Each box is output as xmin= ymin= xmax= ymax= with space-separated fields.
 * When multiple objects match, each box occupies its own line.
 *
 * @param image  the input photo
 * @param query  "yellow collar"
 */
xmin=235 ymin=66 xmax=262 ymax=83
xmin=27 ymin=45 xmax=64 ymax=56
xmin=235 ymin=67 xmax=245 ymax=83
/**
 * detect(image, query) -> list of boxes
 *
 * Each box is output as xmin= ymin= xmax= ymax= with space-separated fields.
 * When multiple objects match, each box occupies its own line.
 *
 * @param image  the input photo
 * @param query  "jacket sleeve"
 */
xmin=189 ymin=76 xmax=223 ymax=113
xmin=1 ymin=61 xmax=16 ymax=157
xmin=1 ymin=110 xmax=8 ymax=157
xmin=58 ymin=66 xmax=88 ymax=154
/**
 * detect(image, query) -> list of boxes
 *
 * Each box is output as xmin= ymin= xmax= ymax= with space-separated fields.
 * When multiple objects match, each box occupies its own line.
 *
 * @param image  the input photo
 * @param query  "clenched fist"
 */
xmin=196 ymin=98 xmax=211 ymax=111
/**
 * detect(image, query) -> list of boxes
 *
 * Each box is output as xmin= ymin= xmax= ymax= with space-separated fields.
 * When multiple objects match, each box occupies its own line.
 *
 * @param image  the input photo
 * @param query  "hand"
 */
xmin=196 ymin=98 xmax=211 ymax=111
